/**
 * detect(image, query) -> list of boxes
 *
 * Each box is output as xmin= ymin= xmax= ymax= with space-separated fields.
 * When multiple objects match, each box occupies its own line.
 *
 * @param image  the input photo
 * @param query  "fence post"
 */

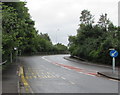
xmin=10 ymin=52 xmax=12 ymax=63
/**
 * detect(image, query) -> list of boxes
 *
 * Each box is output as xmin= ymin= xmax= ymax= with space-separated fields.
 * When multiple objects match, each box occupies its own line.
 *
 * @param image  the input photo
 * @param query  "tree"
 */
xmin=98 ymin=13 xmax=110 ymax=31
xmin=68 ymin=10 xmax=119 ymax=65
xmin=2 ymin=1 xmax=69 ymax=62
xmin=80 ymin=10 xmax=94 ymax=25
xmin=54 ymin=43 xmax=68 ymax=53
xmin=40 ymin=33 xmax=51 ymax=41
xmin=2 ymin=4 xmax=19 ymax=61
xmin=2 ymin=2 xmax=38 ymax=59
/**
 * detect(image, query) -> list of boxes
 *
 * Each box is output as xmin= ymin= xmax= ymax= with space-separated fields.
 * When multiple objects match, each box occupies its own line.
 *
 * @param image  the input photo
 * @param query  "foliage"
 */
xmin=2 ymin=2 xmax=68 ymax=62
xmin=54 ymin=43 xmax=68 ymax=53
xmin=80 ymin=10 xmax=94 ymax=25
xmin=69 ymin=10 xmax=119 ymax=65
xmin=98 ymin=13 xmax=110 ymax=30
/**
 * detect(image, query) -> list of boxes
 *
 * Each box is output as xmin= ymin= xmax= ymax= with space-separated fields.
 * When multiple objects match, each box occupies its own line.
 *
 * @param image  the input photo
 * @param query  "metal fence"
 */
xmin=0 ymin=60 xmax=7 ymax=65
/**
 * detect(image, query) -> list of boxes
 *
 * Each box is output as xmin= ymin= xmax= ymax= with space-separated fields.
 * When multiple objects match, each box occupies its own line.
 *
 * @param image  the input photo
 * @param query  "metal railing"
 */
xmin=0 ymin=60 xmax=7 ymax=65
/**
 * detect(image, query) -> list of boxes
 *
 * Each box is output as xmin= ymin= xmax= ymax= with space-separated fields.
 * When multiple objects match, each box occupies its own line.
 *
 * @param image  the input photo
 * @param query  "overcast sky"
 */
xmin=25 ymin=0 xmax=119 ymax=46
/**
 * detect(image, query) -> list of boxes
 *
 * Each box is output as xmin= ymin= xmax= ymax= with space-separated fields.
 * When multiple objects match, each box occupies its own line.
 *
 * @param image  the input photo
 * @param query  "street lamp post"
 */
xmin=19 ymin=50 xmax=21 ymax=56
xmin=10 ymin=47 xmax=17 ymax=63
xmin=10 ymin=52 xmax=12 ymax=63
xmin=14 ymin=47 xmax=17 ymax=63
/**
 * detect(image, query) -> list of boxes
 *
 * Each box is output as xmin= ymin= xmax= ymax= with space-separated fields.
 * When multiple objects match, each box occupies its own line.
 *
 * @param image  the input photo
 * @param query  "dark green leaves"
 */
xmin=69 ymin=10 xmax=119 ymax=65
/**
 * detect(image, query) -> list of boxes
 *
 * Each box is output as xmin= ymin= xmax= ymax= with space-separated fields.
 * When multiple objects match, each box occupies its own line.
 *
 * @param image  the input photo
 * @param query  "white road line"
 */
xmin=17 ymin=81 xmax=20 ymax=93
xmin=54 ymin=64 xmax=59 ymax=66
xmin=29 ymin=85 xmax=34 ymax=93
xmin=55 ymin=75 xmax=60 ymax=78
xmin=78 ymin=72 xmax=96 ymax=77
xmin=69 ymin=81 xmax=75 ymax=84
xmin=78 ymin=72 xmax=84 ymax=74
xmin=61 ymin=77 xmax=66 ymax=80
xmin=84 ymin=73 xmax=96 ymax=77
xmin=109 ymin=79 xmax=119 ymax=82
xmin=42 ymin=56 xmax=52 ymax=63
xmin=61 ymin=77 xmax=75 ymax=84
xmin=61 ymin=67 xmax=71 ymax=70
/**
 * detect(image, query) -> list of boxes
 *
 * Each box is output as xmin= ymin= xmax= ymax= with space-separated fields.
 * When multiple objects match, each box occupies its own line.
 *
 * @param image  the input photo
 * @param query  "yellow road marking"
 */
xmin=19 ymin=66 xmax=35 ymax=93
xmin=29 ymin=76 xmax=32 ymax=79
xmin=34 ymin=76 xmax=37 ymax=78
xmin=44 ymin=76 xmax=47 ymax=78
xmin=22 ymin=70 xmax=59 ymax=79
xmin=19 ymin=66 xmax=29 ymax=86
xmin=21 ymin=75 xmax=29 ymax=86
xmin=32 ymin=73 xmax=34 ymax=75
xmin=47 ymin=75 xmax=51 ymax=78
xmin=34 ymin=73 xmax=38 ymax=75
xmin=25 ymin=87 xmax=29 ymax=92
xmin=25 ymin=73 xmax=28 ymax=75
xmin=42 ymin=76 xmax=45 ymax=78
xmin=26 ymin=76 xmax=28 ymax=79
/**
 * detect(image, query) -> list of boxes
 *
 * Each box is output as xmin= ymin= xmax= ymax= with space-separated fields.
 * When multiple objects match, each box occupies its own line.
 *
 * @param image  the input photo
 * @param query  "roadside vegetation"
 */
xmin=2 ymin=2 xmax=119 ymax=66
xmin=2 ymin=2 xmax=68 ymax=63
xmin=68 ymin=10 xmax=119 ymax=65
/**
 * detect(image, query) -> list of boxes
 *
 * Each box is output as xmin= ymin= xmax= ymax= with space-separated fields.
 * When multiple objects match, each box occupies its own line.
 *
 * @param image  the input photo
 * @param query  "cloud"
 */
xmin=26 ymin=0 xmax=119 ymax=45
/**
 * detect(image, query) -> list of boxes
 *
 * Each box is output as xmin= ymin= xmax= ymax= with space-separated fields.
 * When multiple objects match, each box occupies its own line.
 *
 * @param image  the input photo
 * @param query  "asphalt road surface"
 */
xmin=18 ymin=54 xmax=118 ymax=93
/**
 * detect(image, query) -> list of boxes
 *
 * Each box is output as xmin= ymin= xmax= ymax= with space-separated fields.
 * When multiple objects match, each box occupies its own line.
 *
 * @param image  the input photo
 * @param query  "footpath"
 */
xmin=2 ymin=63 xmax=19 ymax=94
xmin=2 ymin=59 xmax=34 ymax=94
xmin=64 ymin=56 xmax=120 ymax=81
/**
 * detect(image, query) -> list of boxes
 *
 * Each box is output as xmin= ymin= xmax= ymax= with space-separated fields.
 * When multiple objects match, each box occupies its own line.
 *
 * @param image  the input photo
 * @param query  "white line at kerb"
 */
xmin=42 ymin=56 xmax=52 ymax=63
xmin=29 ymin=85 xmax=34 ymax=93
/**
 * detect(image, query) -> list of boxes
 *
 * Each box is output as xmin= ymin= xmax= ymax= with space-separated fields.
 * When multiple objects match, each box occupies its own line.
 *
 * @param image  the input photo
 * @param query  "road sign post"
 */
xmin=110 ymin=50 xmax=118 ymax=73
xmin=112 ymin=57 xmax=115 ymax=72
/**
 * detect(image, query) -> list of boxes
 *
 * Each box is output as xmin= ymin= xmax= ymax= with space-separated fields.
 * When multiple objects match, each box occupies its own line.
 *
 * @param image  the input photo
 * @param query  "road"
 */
xmin=18 ymin=54 xmax=118 ymax=93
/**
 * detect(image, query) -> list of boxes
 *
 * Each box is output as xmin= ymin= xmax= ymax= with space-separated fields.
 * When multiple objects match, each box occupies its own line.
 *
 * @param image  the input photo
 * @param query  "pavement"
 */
xmin=64 ymin=56 xmax=120 ymax=81
xmin=2 ymin=63 xmax=19 ymax=94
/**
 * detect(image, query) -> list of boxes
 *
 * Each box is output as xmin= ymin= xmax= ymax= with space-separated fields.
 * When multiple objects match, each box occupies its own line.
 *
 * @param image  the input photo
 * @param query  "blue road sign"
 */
xmin=110 ymin=50 xmax=118 ymax=57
